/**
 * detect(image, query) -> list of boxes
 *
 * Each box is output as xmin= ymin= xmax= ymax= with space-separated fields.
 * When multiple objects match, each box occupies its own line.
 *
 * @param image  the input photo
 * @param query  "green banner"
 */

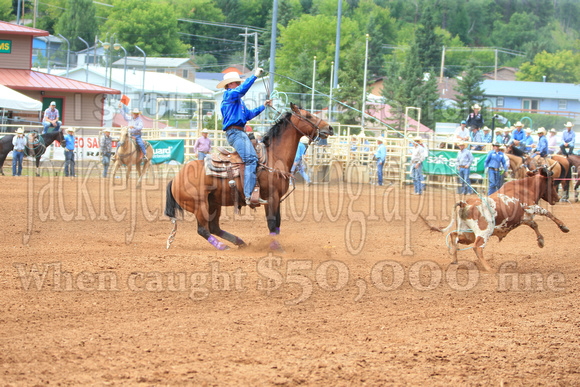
xmin=149 ymin=139 xmax=184 ymax=165
xmin=423 ymin=150 xmax=487 ymax=175
xmin=0 ymin=40 xmax=11 ymax=53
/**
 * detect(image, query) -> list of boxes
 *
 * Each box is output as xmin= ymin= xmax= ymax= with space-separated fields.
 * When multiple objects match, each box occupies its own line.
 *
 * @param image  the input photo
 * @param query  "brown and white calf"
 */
xmin=423 ymin=166 xmax=570 ymax=271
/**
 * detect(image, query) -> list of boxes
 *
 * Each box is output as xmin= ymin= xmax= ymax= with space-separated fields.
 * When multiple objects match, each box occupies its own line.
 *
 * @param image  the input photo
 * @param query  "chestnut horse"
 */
xmin=164 ymin=103 xmax=333 ymax=250
xmin=524 ymin=154 xmax=571 ymax=200
xmin=109 ymin=126 xmax=153 ymax=188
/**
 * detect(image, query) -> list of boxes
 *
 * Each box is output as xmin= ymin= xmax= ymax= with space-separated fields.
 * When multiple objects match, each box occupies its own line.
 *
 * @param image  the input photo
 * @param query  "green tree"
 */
xmin=0 ymin=0 xmax=12 ymax=21
xmin=276 ymin=14 xmax=359 ymax=94
xmin=334 ymin=37 xmax=365 ymax=125
xmin=491 ymin=12 xmax=540 ymax=51
xmin=105 ymin=0 xmax=188 ymax=57
xmin=55 ymin=0 xmax=98 ymax=51
xmin=516 ymin=50 xmax=580 ymax=83
xmin=454 ymin=59 xmax=485 ymax=116
xmin=171 ymin=0 xmax=226 ymax=54
xmin=415 ymin=5 xmax=442 ymax=73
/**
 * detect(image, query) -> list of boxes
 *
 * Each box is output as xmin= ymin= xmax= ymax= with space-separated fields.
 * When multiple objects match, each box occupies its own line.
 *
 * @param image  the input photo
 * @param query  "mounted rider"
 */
xmin=118 ymin=103 xmax=147 ymax=161
xmin=218 ymin=68 xmax=272 ymax=206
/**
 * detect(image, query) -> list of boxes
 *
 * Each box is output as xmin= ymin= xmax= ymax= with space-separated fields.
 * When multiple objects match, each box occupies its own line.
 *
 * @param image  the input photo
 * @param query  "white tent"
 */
xmin=0 ymin=84 xmax=42 ymax=111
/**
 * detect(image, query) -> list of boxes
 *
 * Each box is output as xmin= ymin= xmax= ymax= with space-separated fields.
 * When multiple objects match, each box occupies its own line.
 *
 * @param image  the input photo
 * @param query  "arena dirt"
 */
xmin=1 ymin=175 xmax=579 ymax=385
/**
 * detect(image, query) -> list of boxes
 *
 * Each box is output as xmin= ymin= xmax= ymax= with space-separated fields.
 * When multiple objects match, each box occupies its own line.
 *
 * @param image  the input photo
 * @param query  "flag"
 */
xmin=120 ymin=95 xmax=130 ymax=106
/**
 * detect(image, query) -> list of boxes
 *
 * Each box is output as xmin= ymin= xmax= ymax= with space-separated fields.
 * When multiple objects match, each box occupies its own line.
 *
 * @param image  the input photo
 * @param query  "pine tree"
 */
xmin=415 ymin=6 xmax=442 ymax=73
xmin=56 ymin=0 xmax=98 ymax=51
xmin=454 ymin=59 xmax=485 ymax=117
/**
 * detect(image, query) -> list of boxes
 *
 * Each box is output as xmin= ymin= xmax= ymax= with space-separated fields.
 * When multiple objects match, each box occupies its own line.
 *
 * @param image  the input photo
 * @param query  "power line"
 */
xmin=178 ymin=18 xmax=265 ymax=33
xmin=177 ymin=32 xmax=244 ymax=45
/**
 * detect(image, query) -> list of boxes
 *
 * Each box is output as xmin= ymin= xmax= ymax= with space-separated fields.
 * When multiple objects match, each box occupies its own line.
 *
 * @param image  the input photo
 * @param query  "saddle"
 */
xmin=131 ymin=139 xmax=151 ymax=158
xmin=204 ymin=142 xmax=268 ymax=207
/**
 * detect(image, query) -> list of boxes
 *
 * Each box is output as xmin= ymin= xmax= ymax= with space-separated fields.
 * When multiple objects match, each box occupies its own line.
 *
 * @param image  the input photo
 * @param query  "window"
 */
xmin=156 ymin=68 xmax=165 ymax=73
xmin=559 ymin=100 xmax=567 ymax=110
xmin=496 ymin=97 xmax=504 ymax=108
xmin=182 ymin=69 xmax=188 ymax=78
xmin=522 ymin=99 xmax=539 ymax=112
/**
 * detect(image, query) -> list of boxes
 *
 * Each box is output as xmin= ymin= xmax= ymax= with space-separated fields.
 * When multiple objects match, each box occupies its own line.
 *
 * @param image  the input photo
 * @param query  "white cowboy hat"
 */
xmin=103 ymin=128 xmax=111 ymax=133
xmin=131 ymin=108 xmax=141 ymax=114
xmin=537 ymin=127 xmax=546 ymax=134
xmin=504 ymin=126 xmax=511 ymax=131
xmin=377 ymin=137 xmax=384 ymax=143
xmin=550 ymin=128 xmax=557 ymax=133
xmin=16 ymin=128 xmax=24 ymax=134
xmin=358 ymin=132 xmax=365 ymax=138
xmin=495 ymin=128 xmax=503 ymax=133
xmin=492 ymin=142 xmax=501 ymax=147
xmin=413 ymin=135 xmax=423 ymax=143
xmin=201 ymin=128 xmax=209 ymax=134
xmin=472 ymin=103 xmax=481 ymax=110
xmin=515 ymin=121 xmax=523 ymax=127
xmin=564 ymin=121 xmax=574 ymax=127
xmin=217 ymin=72 xmax=244 ymax=89
xmin=499 ymin=145 xmax=506 ymax=150
xmin=524 ymin=128 xmax=532 ymax=134
xmin=66 ymin=127 xmax=75 ymax=133
xmin=300 ymin=136 xmax=309 ymax=144
xmin=483 ymin=126 xmax=491 ymax=131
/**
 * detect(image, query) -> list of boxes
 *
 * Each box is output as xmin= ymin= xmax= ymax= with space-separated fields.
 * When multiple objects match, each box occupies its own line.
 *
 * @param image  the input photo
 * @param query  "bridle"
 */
xmin=286 ymin=108 xmax=326 ymax=144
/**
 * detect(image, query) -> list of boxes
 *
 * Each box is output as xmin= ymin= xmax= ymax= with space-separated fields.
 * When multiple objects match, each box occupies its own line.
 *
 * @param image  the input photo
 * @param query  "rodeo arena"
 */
xmin=2 ymin=20 xmax=580 ymax=385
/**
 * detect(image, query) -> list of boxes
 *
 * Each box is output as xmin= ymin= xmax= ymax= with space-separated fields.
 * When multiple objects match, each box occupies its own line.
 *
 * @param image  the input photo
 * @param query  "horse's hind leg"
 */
xmin=208 ymin=201 xmax=246 ymax=247
xmin=195 ymin=203 xmax=229 ymax=251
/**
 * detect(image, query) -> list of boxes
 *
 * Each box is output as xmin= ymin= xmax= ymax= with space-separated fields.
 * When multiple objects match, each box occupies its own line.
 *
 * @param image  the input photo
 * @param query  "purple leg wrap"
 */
xmin=269 ymin=232 xmax=276 ymax=236
xmin=208 ymin=235 xmax=227 ymax=250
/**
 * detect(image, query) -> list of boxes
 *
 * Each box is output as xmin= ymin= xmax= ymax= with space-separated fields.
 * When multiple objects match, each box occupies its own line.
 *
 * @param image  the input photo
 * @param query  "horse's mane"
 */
xmin=263 ymin=112 xmax=292 ymax=147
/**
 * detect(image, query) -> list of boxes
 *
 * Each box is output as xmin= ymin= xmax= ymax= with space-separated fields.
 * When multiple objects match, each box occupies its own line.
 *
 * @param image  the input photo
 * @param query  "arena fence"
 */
xmin=3 ymin=122 xmax=568 ymax=197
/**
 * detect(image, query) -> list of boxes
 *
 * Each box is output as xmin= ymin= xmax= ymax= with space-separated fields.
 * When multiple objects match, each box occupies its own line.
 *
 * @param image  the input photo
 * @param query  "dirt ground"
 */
xmin=1 ymin=174 xmax=579 ymax=385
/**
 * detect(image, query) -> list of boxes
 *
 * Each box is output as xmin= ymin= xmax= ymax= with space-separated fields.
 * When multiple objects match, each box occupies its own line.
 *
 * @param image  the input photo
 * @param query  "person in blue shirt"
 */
xmin=12 ymin=128 xmax=26 ymax=176
xmin=523 ymin=128 xmax=534 ymax=153
xmin=456 ymin=142 xmax=473 ymax=195
xmin=470 ymin=127 xmax=484 ymax=150
xmin=63 ymin=127 xmax=76 ymax=177
xmin=374 ymin=138 xmax=387 ymax=186
xmin=560 ymin=121 xmax=575 ymax=157
xmin=291 ymin=136 xmax=311 ymax=186
xmin=119 ymin=104 xmax=147 ymax=161
xmin=494 ymin=128 xmax=504 ymax=145
xmin=508 ymin=122 xmax=526 ymax=155
xmin=484 ymin=143 xmax=507 ymax=195
xmin=218 ymin=69 xmax=271 ymax=206
xmin=482 ymin=126 xmax=492 ymax=143
xmin=532 ymin=127 xmax=548 ymax=158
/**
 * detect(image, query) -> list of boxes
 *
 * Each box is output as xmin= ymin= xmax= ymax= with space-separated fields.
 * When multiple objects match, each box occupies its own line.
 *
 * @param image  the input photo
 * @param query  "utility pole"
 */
xmin=33 ymin=0 xmax=38 ymax=28
xmin=240 ymin=27 xmax=249 ymax=72
xmin=439 ymin=45 xmax=445 ymax=82
xmin=361 ymin=34 xmax=369 ymax=128
xmin=311 ymin=56 xmax=316 ymax=114
xmin=253 ymin=32 xmax=258 ymax=69
xmin=268 ymin=0 xmax=279 ymax=93
xmin=333 ymin=0 xmax=342 ymax=88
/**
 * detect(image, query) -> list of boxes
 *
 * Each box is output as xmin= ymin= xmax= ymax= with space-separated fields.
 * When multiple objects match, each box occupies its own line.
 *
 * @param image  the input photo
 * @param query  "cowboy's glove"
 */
xmin=254 ymin=67 xmax=264 ymax=77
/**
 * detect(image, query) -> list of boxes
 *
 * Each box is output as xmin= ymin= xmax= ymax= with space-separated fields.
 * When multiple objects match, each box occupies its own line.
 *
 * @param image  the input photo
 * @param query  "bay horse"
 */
xmin=524 ymin=154 xmax=571 ymax=200
xmin=0 ymin=128 xmax=65 ymax=176
xmin=562 ymin=154 xmax=580 ymax=201
xmin=109 ymin=126 xmax=153 ymax=188
xmin=164 ymin=103 xmax=333 ymax=250
xmin=506 ymin=153 xmax=526 ymax=179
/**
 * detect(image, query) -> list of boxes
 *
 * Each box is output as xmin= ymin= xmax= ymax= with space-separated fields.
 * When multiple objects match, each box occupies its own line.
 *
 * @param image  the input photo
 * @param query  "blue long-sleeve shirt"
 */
xmin=482 ymin=132 xmax=492 ymax=143
xmin=523 ymin=135 xmax=534 ymax=152
xmin=456 ymin=148 xmax=474 ymax=168
xmin=495 ymin=134 xmax=504 ymax=144
xmin=294 ymin=142 xmax=307 ymax=163
xmin=485 ymin=150 xmax=507 ymax=170
xmin=375 ymin=143 xmax=386 ymax=161
xmin=561 ymin=129 xmax=575 ymax=147
xmin=120 ymin=106 xmax=144 ymax=136
xmin=510 ymin=128 xmax=525 ymax=144
xmin=64 ymin=134 xmax=75 ymax=151
xmin=221 ymin=75 xmax=265 ymax=131
xmin=470 ymin=130 xmax=484 ymax=150
xmin=536 ymin=136 xmax=548 ymax=156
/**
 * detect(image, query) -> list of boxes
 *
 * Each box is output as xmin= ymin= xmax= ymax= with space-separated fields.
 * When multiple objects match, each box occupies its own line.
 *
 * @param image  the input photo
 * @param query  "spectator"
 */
xmin=484 ymin=143 xmax=507 ymax=195
xmin=547 ymin=128 xmax=558 ymax=154
xmin=523 ymin=128 xmax=534 ymax=153
xmin=470 ymin=126 xmax=484 ymax=151
xmin=508 ymin=121 xmax=526 ymax=155
xmin=456 ymin=141 xmax=473 ymax=195
xmin=560 ymin=121 xmax=575 ymax=157
xmin=411 ymin=136 xmax=426 ymax=195
xmin=499 ymin=145 xmax=510 ymax=188
xmin=454 ymin=120 xmax=470 ymax=143
xmin=100 ymin=128 xmax=113 ymax=178
xmin=495 ymin=128 xmax=504 ymax=144
xmin=63 ymin=128 xmax=76 ymax=177
xmin=193 ymin=129 xmax=212 ymax=160
xmin=374 ymin=138 xmax=387 ymax=186
xmin=466 ymin=103 xmax=484 ymax=130
xmin=502 ymin=126 xmax=511 ymax=145
xmin=532 ymin=127 xmax=548 ymax=158
xmin=482 ymin=126 xmax=492 ymax=143
xmin=42 ymin=101 xmax=62 ymax=134
xmin=12 ymin=128 xmax=26 ymax=176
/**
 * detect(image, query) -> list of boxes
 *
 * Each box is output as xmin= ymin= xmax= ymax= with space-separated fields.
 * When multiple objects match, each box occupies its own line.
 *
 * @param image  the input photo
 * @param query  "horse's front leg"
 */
xmin=265 ymin=199 xmax=283 ymax=251
xmin=36 ymin=155 xmax=41 ymax=177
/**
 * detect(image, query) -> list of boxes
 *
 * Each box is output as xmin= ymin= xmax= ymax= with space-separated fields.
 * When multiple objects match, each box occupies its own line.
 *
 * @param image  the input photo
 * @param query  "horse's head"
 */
xmin=539 ymin=164 xmax=559 ymax=204
xmin=118 ymin=126 xmax=129 ymax=145
xmin=290 ymin=103 xmax=333 ymax=141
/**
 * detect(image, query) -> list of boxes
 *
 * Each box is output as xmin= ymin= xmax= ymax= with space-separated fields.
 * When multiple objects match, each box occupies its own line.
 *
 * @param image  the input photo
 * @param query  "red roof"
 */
xmin=113 ymin=113 xmax=167 ymax=129
xmin=0 ymin=21 xmax=49 ymax=36
xmin=367 ymin=103 xmax=433 ymax=133
xmin=0 ymin=69 xmax=120 ymax=94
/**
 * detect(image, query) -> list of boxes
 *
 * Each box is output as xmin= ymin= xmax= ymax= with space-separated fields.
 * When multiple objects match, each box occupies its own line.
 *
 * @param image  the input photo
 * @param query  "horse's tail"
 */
xmin=164 ymin=180 xmax=183 ymax=218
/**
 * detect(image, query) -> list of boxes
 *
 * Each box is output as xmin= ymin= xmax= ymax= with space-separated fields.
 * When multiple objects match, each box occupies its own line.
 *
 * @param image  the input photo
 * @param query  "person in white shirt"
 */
xmin=547 ymin=128 xmax=558 ymax=155
xmin=454 ymin=120 xmax=470 ymax=143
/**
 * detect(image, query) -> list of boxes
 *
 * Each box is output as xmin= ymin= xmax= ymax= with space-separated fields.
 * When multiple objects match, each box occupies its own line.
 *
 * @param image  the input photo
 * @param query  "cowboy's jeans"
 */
xmin=458 ymin=167 xmax=471 ymax=194
xmin=64 ymin=150 xmax=75 ymax=177
xmin=412 ymin=163 xmax=423 ymax=194
xmin=488 ymin=169 xmax=500 ymax=195
xmin=226 ymin=129 xmax=258 ymax=199
xmin=102 ymin=152 xmax=111 ymax=177
xmin=12 ymin=150 xmax=23 ymax=176
xmin=376 ymin=159 xmax=384 ymax=185
xmin=291 ymin=160 xmax=311 ymax=184
xmin=134 ymin=135 xmax=147 ymax=157
xmin=42 ymin=121 xmax=61 ymax=134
